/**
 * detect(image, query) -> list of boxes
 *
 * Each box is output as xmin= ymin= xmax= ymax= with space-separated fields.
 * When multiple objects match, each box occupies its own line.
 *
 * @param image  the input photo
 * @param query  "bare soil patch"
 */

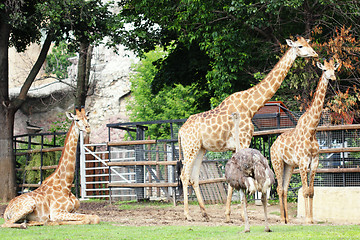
xmin=0 ymin=200 xmax=304 ymax=227
xmin=76 ymin=201 xmax=302 ymax=227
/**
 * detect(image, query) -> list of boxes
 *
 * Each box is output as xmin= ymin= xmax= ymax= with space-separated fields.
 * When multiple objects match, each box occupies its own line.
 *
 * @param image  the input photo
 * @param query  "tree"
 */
xmin=0 ymin=0 xmax=121 ymax=201
xmin=127 ymin=47 xmax=207 ymax=138
xmin=118 ymin=0 xmax=360 ymax=113
xmin=0 ymin=0 xmax=53 ymax=201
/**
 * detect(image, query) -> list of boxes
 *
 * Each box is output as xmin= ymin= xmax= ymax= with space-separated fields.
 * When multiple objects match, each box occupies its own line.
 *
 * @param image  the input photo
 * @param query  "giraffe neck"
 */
xmin=245 ymin=47 xmax=297 ymax=117
xmin=233 ymin=116 xmax=241 ymax=152
xmin=299 ymin=73 xmax=329 ymax=129
xmin=45 ymin=122 xmax=79 ymax=189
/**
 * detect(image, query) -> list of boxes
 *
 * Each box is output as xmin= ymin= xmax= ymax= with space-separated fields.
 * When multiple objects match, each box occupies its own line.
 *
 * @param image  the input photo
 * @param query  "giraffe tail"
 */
xmin=177 ymin=132 xmax=183 ymax=196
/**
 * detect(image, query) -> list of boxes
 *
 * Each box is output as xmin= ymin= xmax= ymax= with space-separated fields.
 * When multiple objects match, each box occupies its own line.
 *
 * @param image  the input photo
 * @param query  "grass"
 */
xmin=0 ymin=218 xmax=359 ymax=240
xmin=1 ymin=200 xmax=359 ymax=239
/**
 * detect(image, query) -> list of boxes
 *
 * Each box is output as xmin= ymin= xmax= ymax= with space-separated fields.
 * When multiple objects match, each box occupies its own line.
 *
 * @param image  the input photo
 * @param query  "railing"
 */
xmin=14 ymin=123 xmax=360 ymax=201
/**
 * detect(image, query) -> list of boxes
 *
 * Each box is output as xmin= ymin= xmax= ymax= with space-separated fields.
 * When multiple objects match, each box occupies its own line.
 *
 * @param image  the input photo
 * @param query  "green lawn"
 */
xmin=0 ymin=219 xmax=359 ymax=240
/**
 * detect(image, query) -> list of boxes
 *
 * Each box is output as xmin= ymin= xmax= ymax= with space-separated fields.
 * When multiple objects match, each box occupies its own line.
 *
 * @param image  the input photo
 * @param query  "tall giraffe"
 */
xmin=270 ymin=58 xmax=339 ymax=224
xmin=178 ymin=36 xmax=318 ymax=222
xmin=2 ymin=107 xmax=100 ymax=228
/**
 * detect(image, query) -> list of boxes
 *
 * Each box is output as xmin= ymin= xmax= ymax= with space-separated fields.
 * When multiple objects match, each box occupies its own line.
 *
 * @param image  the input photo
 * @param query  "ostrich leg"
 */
xmin=240 ymin=189 xmax=250 ymax=233
xmin=261 ymin=192 xmax=272 ymax=232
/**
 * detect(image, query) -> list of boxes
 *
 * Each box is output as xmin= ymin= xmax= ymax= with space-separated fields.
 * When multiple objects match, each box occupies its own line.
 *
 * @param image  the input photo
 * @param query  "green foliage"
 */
xmin=274 ymin=58 xmax=320 ymax=111
xmin=127 ymin=47 xmax=207 ymax=139
xmin=45 ymin=41 xmax=76 ymax=78
xmin=16 ymin=115 xmax=72 ymax=185
xmin=118 ymin=0 xmax=360 ymax=112
xmin=48 ymin=112 xmax=72 ymax=146
xmin=25 ymin=152 xmax=58 ymax=184
xmin=17 ymin=137 xmax=60 ymax=185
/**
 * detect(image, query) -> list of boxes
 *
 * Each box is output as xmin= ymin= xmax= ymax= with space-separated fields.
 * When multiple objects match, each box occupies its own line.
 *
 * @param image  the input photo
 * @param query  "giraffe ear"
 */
xmin=66 ymin=112 xmax=75 ymax=120
xmin=316 ymin=62 xmax=324 ymax=70
xmin=334 ymin=62 xmax=340 ymax=70
xmin=286 ymin=39 xmax=294 ymax=47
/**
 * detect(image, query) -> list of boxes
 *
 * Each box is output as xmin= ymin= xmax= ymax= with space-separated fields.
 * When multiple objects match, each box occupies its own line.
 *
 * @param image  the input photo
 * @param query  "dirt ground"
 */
xmin=0 ymin=200 xmax=303 ymax=227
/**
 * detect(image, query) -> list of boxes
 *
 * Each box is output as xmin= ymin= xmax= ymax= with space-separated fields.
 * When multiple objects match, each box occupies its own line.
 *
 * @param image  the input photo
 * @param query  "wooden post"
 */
xmin=147 ymin=137 xmax=152 ymax=197
xmin=156 ymin=145 xmax=160 ymax=197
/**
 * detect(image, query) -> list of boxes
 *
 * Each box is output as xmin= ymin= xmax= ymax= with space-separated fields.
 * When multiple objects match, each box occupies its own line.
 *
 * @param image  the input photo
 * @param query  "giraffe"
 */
xmin=270 ymin=58 xmax=339 ymax=224
xmin=2 ymin=107 xmax=100 ymax=229
xmin=178 ymin=36 xmax=318 ymax=222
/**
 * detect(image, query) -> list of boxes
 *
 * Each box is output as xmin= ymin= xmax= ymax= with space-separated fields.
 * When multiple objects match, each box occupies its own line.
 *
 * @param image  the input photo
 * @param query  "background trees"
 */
xmin=118 ymin=0 xmax=360 ymax=114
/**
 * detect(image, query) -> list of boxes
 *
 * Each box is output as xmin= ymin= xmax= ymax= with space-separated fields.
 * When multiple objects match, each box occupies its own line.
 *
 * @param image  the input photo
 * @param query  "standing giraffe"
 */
xmin=178 ymin=36 xmax=318 ymax=222
xmin=270 ymin=58 xmax=339 ymax=224
xmin=2 ymin=107 xmax=100 ymax=228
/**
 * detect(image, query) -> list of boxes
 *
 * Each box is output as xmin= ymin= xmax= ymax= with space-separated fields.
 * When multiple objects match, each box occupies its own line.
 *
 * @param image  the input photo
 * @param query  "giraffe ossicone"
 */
xmin=270 ymin=58 xmax=339 ymax=224
xmin=178 ymin=36 xmax=318 ymax=222
xmin=2 ymin=107 xmax=100 ymax=229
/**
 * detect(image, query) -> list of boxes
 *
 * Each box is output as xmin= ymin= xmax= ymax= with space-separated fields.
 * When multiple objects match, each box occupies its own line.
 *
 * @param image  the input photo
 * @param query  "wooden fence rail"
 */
xmin=253 ymin=124 xmax=360 ymax=136
xmin=15 ymin=124 xmax=360 ymax=198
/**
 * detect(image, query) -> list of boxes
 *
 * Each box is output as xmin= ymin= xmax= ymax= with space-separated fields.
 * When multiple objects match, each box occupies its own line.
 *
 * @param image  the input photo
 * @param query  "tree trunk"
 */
xmin=75 ymin=41 xmax=93 ymax=108
xmin=0 ymin=108 xmax=17 ymax=202
xmin=0 ymin=17 xmax=17 ymax=202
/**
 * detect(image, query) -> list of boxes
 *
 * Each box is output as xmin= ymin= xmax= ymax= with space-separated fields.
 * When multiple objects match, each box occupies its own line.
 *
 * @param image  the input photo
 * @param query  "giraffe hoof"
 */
xmin=265 ymin=227 xmax=272 ymax=232
xmin=20 ymin=223 xmax=27 ymax=229
xmin=203 ymin=214 xmax=210 ymax=222
xmin=244 ymin=228 xmax=250 ymax=233
xmin=185 ymin=215 xmax=194 ymax=222
xmin=306 ymin=219 xmax=314 ymax=224
xmin=224 ymin=219 xmax=233 ymax=224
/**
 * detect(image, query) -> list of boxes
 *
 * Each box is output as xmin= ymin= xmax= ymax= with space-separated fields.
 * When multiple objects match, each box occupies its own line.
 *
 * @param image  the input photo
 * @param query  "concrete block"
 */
xmin=297 ymin=187 xmax=360 ymax=223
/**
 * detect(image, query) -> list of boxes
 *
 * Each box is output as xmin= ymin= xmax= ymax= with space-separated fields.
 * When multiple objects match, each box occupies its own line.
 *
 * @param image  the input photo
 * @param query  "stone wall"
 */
xmin=10 ymin=42 xmax=138 ymax=143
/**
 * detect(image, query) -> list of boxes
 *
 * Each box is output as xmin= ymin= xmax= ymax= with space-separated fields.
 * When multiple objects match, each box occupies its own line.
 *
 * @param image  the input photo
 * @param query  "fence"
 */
xmin=13 ymin=132 xmax=73 ymax=194
xmin=13 ymin=116 xmax=360 ymax=203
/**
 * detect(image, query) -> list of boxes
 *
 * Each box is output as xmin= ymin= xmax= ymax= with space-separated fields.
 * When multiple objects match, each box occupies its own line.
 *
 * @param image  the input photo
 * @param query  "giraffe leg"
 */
xmin=181 ymin=175 xmax=193 ymax=221
xmin=270 ymin=149 xmax=286 ymax=223
xmin=49 ymin=211 xmax=100 ymax=225
xmin=299 ymin=161 xmax=311 ymax=224
xmin=26 ymin=221 xmax=46 ymax=227
xmin=192 ymin=181 xmax=209 ymax=221
xmin=308 ymin=154 xmax=319 ymax=224
xmin=1 ymin=196 xmax=36 ymax=229
xmin=261 ymin=191 xmax=271 ymax=232
xmin=224 ymin=185 xmax=234 ymax=223
xmin=240 ymin=189 xmax=250 ymax=233
xmin=282 ymin=164 xmax=295 ymax=224
xmin=190 ymin=148 xmax=209 ymax=221
xmin=180 ymin=147 xmax=197 ymax=221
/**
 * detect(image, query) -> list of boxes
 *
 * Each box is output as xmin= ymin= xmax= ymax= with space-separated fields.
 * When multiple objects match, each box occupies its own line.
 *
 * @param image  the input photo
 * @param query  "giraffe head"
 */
xmin=65 ymin=107 xmax=90 ymax=134
xmin=286 ymin=36 xmax=318 ymax=58
xmin=316 ymin=58 xmax=339 ymax=81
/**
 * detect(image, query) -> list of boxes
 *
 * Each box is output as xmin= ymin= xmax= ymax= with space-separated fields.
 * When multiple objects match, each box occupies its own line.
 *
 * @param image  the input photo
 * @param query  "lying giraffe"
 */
xmin=2 ymin=107 xmax=100 ymax=228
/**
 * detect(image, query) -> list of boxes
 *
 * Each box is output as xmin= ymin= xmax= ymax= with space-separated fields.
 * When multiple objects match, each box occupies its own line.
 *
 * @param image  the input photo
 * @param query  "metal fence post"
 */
xmin=135 ymin=125 xmax=145 ymax=200
xmin=79 ymin=131 xmax=87 ymax=200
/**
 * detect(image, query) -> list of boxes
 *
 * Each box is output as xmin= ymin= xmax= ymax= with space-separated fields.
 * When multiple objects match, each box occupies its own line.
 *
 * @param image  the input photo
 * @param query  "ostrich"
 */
xmin=225 ymin=112 xmax=275 ymax=232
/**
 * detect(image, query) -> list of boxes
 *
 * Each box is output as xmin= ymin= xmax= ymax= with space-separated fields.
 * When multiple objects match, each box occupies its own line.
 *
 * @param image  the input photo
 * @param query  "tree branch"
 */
xmin=12 ymin=31 xmax=53 ymax=109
